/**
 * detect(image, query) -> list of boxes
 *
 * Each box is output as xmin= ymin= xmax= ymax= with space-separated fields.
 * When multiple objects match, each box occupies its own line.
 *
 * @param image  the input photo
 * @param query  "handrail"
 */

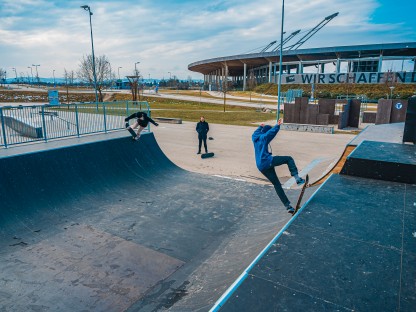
xmin=0 ymin=101 xmax=151 ymax=148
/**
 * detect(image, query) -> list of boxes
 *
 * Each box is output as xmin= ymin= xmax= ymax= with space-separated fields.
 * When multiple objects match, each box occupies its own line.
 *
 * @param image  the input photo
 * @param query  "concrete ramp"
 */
xmin=211 ymin=127 xmax=416 ymax=312
xmin=0 ymin=132 xmax=305 ymax=311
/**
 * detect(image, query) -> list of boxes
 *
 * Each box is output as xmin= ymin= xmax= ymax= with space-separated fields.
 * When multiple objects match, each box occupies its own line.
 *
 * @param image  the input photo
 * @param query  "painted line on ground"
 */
xmin=213 ymin=174 xmax=246 ymax=182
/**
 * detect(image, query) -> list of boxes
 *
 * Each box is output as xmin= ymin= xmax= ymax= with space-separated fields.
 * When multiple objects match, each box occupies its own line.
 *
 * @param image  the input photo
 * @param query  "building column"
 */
xmin=378 ymin=54 xmax=383 ymax=73
xmin=321 ymin=63 xmax=325 ymax=73
xmin=273 ymin=63 xmax=277 ymax=83
xmin=336 ymin=58 xmax=341 ymax=73
xmin=243 ymin=63 xmax=247 ymax=91
xmin=268 ymin=62 xmax=272 ymax=83
xmin=221 ymin=67 xmax=224 ymax=91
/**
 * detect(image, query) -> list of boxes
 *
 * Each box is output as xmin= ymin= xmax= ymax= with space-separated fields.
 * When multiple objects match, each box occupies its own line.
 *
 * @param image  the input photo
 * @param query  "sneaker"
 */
xmin=296 ymin=177 xmax=305 ymax=186
xmin=286 ymin=205 xmax=295 ymax=214
xmin=197 ymin=151 xmax=201 ymax=154
xmin=134 ymin=136 xmax=140 ymax=141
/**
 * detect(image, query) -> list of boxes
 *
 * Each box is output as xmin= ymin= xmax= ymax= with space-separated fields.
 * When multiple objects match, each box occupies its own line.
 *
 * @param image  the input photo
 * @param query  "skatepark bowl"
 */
xmin=0 ymin=122 xmax=414 ymax=311
xmin=0 ymin=130 xmax=308 ymax=311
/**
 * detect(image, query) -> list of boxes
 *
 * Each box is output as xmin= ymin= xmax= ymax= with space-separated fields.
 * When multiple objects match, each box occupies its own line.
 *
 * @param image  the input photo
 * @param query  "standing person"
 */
xmin=252 ymin=118 xmax=305 ymax=214
xmin=125 ymin=111 xmax=158 ymax=140
xmin=196 ymin=116 xmax=209 ymax=154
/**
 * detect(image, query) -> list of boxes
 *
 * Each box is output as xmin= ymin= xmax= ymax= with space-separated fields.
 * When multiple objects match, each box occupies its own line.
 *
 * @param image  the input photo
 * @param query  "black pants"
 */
xmin=261 ymin=156 xmax=298 ymax=207
xmin=198 ymin=136 xmax=208 ymax=153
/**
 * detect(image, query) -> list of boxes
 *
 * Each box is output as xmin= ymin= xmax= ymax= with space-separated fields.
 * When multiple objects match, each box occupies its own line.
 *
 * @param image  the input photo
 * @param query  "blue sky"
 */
xmin=0 ymin=0 xmax=415 ymax=80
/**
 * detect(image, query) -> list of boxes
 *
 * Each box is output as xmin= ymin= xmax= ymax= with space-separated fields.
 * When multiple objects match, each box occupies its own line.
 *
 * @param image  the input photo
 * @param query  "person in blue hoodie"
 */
xmin=252 ymin=118 xmax=305 ymax=214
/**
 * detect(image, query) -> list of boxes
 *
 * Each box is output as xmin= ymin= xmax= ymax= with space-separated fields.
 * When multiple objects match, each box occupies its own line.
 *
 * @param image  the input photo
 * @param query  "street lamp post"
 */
xmin=81 ymin=5 xmax=98 ymax=103
xmin=134 ymin=62 xmax=140 ymax=75
xmin=12 ymin=68 xmax=18 ymax=88
xmin=118 ymin=66 xmax=122 ymax=80
xmin=277 ymin=0 xmax=285 ymax=121
xmin=32 ymin=64 xmax=40 ymax=86
xmin=28 ymin=66 xmax=33 ymax=86
xmin=53 ymin=69 xmax=56 ymax=87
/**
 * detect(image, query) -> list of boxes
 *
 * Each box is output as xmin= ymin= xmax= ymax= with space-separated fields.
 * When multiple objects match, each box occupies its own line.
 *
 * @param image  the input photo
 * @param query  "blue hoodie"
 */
xmin=252 ymin=125 xmax=280 ymax=171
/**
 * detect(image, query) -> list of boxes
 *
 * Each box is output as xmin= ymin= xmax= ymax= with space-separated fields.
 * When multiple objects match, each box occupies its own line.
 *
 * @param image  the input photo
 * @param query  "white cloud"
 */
xmin=0 ymin=0 xmax=414 ymax=79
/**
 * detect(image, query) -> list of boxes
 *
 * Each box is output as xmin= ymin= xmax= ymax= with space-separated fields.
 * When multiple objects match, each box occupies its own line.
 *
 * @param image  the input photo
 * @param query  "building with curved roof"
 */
xmin=188 ymin=42 xmax=416 ymax=90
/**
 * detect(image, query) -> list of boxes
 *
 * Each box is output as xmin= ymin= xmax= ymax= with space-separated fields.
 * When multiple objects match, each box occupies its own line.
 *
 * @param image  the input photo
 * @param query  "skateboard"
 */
xmin=293 ymin=174 xmax=309 ymax=216
xmin=127 ymin=127 xmax=139 ymax=140
xmin=201 ymin=152 xmax=214 ymax=159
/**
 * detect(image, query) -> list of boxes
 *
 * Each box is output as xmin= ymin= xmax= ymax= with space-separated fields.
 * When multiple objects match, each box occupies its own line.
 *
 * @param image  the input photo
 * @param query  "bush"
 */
xmin=254 ymin=83 xmax=416 ymax=100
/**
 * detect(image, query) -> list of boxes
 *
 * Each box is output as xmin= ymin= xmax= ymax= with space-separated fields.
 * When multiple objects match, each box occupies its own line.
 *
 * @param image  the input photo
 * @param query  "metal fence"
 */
xmin=0 ymin=101 xmax=150 ymax=148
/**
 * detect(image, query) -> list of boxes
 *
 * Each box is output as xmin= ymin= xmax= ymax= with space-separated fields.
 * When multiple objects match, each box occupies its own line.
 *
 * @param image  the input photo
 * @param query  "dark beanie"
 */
xmin=261 ymin=125 xmax=272 ymax=133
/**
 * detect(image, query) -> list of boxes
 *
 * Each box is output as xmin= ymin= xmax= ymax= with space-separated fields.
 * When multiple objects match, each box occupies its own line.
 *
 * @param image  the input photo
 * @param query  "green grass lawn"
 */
xmin=55 ymin=98 xmax=278 ymax=127
xmin=151 ymin=109 xmax=276 ymax=126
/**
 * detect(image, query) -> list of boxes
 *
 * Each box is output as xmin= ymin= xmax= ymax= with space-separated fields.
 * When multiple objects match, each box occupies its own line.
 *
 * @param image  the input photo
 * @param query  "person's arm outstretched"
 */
xmin=146 ymin=115 xmax=159 ymax=126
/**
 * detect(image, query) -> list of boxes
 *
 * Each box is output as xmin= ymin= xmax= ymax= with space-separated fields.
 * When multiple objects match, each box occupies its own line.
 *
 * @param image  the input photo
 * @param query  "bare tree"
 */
xmin=64 ymin=68 xmax=74 ymax=104
xmin=0 ymin=68 xmax=6 ymax=87
xmin=127 ymin=68 xmax=141 ymax=101
xmin=221 ymin=64 xmax=233 ymax=112
xmin=77 ymin=54 xmax=114 ymax=102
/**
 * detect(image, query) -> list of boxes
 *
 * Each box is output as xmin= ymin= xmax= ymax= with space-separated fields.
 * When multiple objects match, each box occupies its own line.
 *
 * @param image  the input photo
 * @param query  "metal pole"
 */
xmin=118 ymin=66 xmax=122 ymax=80
xmin=41 ymin=106 xmax=48 ymax=142
xmin=87 ymin=9 xmax=98 ymax=103
xmin=32 ymin=64 xmax=40 ymax=86
xmin=82 ymin=5 xmax=99 ymax=104
xmin=0 ymin=107 xmax=8 ymax=148
xmin=277 ymin=0 xmax=285 ymax=121
xmin=75 ymin=104 xmax=80 ymax=137
xmin=28 ymin=67 xmax=33 ymax=86
xmin=103 ymin=103 xmax=107 ymax=133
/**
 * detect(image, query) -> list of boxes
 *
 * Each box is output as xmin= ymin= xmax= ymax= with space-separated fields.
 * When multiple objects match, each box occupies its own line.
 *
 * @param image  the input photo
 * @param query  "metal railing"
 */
xmin=0 ymin=101 xmax=150 ymax=148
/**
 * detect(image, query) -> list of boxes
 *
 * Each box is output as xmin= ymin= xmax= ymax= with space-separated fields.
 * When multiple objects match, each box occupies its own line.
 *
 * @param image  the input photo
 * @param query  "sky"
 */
xmin=0 ymin=0 xmax=415 ymax=80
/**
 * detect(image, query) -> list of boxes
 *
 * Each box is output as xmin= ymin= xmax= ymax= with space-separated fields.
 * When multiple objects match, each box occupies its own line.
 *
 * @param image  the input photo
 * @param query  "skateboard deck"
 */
xmin=127 ymin=128 xmax=138 ymax=139
xmin=293 ymin=174 xmax=309 ymax=216
xmin=201 ymin=152 xmax=214 ymax=159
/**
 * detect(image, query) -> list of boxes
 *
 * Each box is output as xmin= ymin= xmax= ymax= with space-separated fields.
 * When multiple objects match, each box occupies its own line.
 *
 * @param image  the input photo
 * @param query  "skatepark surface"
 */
xmin=213 ymin=124 xmax=416 ymax=311
xmin=0 ymin=131 xmax=316 ymax=311
xmin=151 ymin=121 xmax=354 ymax=187
xmin=1 ymin=122 xmax=414 ymax=311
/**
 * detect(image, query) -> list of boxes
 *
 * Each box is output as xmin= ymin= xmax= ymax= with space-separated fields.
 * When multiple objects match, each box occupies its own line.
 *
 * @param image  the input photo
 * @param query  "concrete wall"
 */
xmin=281 ymin=123 xmax=334 ymax=134
xmin=3 ymin=116 xmax=43 ymax=138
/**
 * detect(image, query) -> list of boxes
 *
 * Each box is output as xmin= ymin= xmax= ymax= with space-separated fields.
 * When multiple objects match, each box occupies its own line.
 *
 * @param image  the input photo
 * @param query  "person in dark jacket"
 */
xmin=196 ymin=116 xmax=209 ymax=154
xmin=125 ymin=111 xmax=158 ymax=140
xmin=252 ymin=118 xmax=305 ymax=214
